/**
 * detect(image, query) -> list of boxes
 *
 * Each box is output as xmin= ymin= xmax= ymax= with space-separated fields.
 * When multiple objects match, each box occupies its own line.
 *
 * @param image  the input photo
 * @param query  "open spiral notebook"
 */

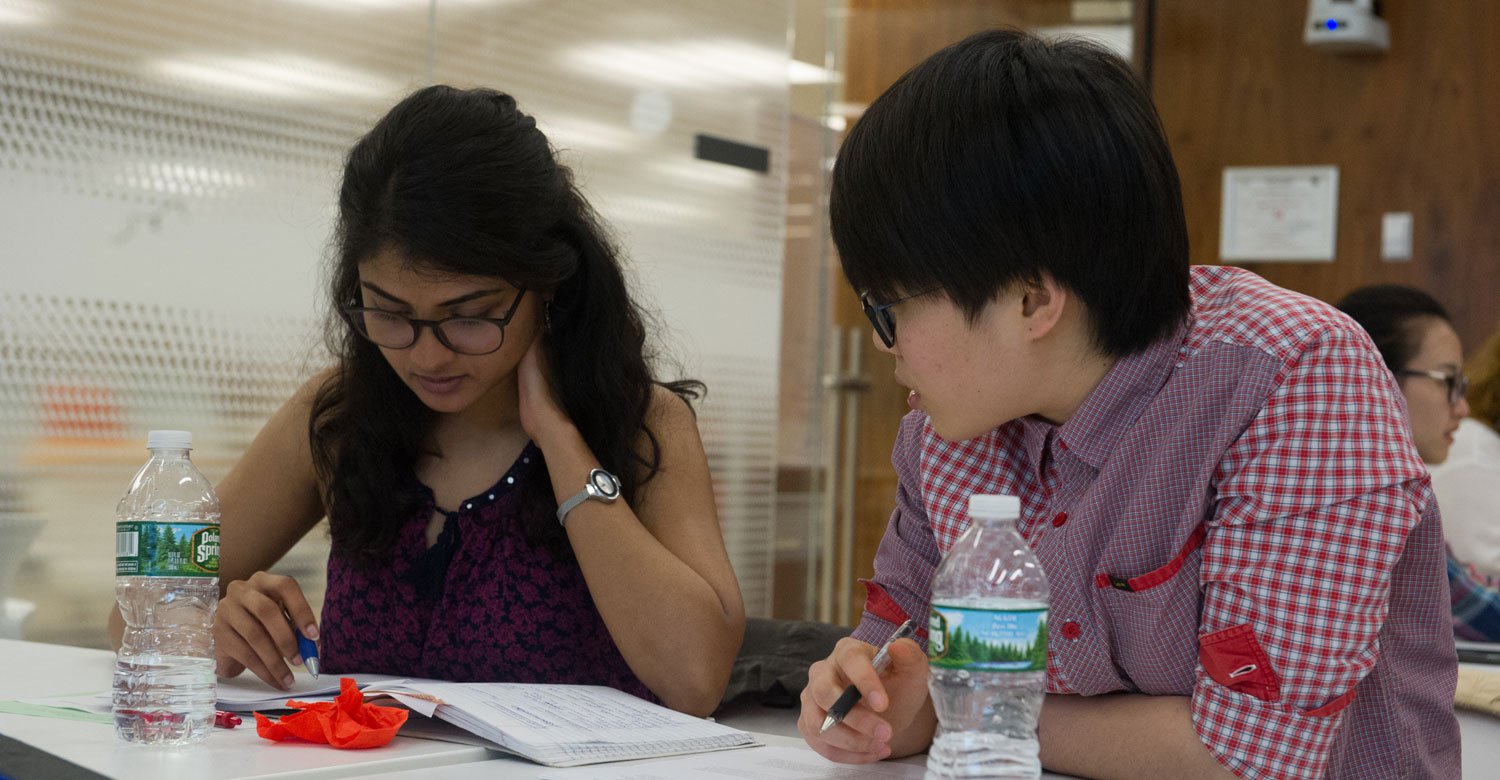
xmin=216 ymin=674 xmax=759 ymax=767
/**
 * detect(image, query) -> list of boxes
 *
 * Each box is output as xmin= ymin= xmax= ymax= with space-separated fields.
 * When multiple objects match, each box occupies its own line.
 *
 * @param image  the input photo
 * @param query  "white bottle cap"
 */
xmin=969 ymin=493 xmax=1020 ymax=519
xmin=146 ymin=430 xmax=193 ymax=450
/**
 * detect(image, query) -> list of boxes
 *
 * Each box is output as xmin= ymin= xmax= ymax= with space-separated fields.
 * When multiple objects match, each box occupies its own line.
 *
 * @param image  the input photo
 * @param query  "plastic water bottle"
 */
xmin=113 ymin=430 xmax=220 ymax=745
xmin=926 ymin=494 xmax=1049 ymax=779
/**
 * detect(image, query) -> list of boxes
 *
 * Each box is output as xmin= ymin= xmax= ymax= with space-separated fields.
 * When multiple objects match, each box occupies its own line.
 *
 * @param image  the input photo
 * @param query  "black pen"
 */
xmin=820 ymin=619 xmax=919 ymax=735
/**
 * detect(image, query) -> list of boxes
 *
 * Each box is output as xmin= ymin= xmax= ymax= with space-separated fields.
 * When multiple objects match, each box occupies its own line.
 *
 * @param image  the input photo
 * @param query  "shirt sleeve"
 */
xmin=1195 ymin=326 xmax=1433 ymax=780
xmin=850 ymin=412 xmax=941 ymax=651
xmin=1449 ymin=547 xmax=1500 ymax=641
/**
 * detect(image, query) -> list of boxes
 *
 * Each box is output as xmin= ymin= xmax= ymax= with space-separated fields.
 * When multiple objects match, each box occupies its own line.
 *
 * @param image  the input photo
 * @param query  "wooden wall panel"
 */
xmin=1151 ymin=0 xmax=1500 ymax=348
xmin=843 ymin=1 xmax=1073 ymax=107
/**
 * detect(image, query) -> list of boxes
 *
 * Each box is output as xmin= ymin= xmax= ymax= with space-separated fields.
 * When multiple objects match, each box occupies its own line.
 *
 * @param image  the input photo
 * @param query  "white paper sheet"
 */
xmin=214 ymin=671 xmax=408 ymax=710
xmin=22 ymin=670 xmax=410 ymax=715
xmin=389 ymin=681 xmax=756 ymax=765
xmin=538 ymin=746 xmax=925 ymax=779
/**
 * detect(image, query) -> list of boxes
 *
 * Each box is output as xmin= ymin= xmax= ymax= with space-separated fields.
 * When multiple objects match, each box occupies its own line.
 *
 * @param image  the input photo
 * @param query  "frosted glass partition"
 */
xmin=0 ymin=0 xmax=787 ymax=646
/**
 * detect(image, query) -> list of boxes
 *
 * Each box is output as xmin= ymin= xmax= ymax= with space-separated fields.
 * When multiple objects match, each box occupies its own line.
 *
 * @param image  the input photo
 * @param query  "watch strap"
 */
xmin=556 ymin=489 xmax=590 ymax=527
xmin=556 ymin=468 xmax=621 ymax=527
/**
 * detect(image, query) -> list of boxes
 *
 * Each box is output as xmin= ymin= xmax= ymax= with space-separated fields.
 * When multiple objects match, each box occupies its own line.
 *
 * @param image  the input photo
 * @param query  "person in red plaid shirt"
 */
xmin=797 ymin=29 xmax=1461 ymax=779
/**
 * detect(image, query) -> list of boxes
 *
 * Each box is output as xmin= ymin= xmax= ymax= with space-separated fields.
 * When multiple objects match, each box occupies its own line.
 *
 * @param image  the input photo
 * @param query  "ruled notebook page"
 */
xmin=391 ymin=681 xmax=756 ymax=767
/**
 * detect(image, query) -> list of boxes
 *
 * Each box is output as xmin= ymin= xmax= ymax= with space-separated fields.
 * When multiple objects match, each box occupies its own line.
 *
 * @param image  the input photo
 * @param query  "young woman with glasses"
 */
xmin=1338 ymin=285 xmax=1500 ymax=641
xmin=108 ymin=86 xmax=745 ymax=716
xmin=1430 ymin=326 xmax=1500 ymax=580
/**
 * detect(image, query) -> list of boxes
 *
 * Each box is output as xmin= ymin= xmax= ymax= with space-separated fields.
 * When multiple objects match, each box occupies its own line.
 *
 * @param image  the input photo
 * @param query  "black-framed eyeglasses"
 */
xmin=860 ymin=289 xmax=936 ymax=348
xmin=1396 ymin=368 xmax=1470 ymax=406
xmin=344 ymin=289 xmax=527 ymax=356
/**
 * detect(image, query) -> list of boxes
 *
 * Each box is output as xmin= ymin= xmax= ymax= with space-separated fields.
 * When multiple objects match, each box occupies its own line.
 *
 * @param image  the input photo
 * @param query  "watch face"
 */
xmin=591 ymin=469 xmax=621 ymax=499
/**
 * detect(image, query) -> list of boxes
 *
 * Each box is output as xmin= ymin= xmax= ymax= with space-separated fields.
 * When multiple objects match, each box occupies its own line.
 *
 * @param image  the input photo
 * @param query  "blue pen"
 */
xmin=295 ymin=628 xmax=320 ymax=678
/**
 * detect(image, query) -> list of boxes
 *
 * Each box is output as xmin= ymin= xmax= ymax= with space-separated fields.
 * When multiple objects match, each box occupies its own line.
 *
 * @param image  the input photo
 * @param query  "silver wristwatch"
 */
xmin=556 ymin=467 xmax=622 ymax=527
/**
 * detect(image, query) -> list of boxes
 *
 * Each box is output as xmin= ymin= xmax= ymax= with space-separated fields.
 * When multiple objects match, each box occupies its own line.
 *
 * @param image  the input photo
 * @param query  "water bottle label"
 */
xmin=115 ymin=521 xmax=220 ymax=576
xmin=928 ymin=604 xmax=1048 ymax=672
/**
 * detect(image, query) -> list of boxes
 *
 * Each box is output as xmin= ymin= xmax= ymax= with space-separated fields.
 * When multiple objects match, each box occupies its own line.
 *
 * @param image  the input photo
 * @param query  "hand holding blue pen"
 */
xmin=214 ymin=571 xmax=320 ymax=689
xmin=295 ymin=627 xmax=320 ymax=678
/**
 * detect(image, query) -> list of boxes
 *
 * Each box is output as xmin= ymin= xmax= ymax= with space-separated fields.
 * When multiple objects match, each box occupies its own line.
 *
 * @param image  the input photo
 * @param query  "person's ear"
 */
xmin=1019 ymin=275 xmax=1067 ymax=343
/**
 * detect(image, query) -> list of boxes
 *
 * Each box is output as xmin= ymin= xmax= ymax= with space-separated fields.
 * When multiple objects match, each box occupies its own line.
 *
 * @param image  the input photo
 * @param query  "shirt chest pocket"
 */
xmin=1092 ymin=525 xmax=1205 ymax=695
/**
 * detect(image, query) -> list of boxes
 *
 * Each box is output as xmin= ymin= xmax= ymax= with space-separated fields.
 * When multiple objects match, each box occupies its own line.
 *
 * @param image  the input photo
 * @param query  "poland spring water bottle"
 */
xmin=926 ymin=494 xmax=1049 ymax=779
xmin=113 ymin=430 xmax=220 ymax=745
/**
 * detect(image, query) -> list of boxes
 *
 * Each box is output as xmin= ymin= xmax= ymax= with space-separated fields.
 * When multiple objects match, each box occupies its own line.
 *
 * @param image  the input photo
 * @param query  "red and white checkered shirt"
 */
xmin=853 ymin=266 xmax=1461 ymax=779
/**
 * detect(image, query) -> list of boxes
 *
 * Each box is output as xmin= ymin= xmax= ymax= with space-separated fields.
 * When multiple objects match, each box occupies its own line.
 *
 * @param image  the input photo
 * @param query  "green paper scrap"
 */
xmin=0 ymin=700 xmax=113 ymax=725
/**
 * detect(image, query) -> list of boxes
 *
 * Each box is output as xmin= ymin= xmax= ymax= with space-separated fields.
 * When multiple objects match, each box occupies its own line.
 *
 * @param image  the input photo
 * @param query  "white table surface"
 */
xmin=2 ymin=638 xmax=1496 ymax=779
xmin=0 ymin=639 xmax=494 ymax=779
xmin=0 ymin=639 xmax=925 ymax=780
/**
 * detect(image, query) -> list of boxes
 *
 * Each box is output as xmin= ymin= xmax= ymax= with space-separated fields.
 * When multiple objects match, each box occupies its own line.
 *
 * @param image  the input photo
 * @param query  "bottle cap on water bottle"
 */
xmin=146 ymin=430 xmax=193 ymax=450
xmin=968 ymin=493 xmax=1020 ymax=519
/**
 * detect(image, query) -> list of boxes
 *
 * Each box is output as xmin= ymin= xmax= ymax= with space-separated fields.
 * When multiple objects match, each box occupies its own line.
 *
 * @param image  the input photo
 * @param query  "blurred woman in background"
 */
xmin=1430 ymin=325 xmax=1500 ymax=580
xmin=1338 ymin=285 xmax=1500 ymax=641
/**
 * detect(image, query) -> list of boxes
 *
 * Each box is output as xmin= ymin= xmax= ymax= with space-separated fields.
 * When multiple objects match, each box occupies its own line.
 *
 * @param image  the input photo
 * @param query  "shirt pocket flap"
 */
xmin=1199 ymin=623 xmax=1281 ymax=702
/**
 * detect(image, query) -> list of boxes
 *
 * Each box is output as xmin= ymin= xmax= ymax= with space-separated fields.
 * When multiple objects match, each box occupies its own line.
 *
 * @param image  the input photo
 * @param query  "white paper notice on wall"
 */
xmin=1220 ymin=166 xmax=1339 ymax=262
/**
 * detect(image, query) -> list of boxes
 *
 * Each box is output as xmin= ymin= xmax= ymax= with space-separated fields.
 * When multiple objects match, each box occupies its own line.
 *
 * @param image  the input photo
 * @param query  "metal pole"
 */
xmin=816 ymin=330 xmax=842 ymax=623
xmin=836 ymin=327 xmax=863 ymax=626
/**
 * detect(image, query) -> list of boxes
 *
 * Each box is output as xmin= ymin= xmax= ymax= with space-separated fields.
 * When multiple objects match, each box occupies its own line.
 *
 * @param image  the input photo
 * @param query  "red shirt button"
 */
xmin=1061 ymin=620 xmax=1082 ymax=640
xmin=1051 ymin=512 xmax=1068 ymax=527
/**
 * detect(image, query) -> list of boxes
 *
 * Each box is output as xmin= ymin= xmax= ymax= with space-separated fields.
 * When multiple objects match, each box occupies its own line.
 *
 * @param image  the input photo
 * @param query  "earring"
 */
xmin=544 ymin=301 xmax=553 ymax=333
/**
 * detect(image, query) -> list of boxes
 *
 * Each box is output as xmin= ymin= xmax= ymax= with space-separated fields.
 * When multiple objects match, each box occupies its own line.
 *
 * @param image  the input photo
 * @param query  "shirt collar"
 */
xmin=1018 ymin=320 xmax=1191 ymax=471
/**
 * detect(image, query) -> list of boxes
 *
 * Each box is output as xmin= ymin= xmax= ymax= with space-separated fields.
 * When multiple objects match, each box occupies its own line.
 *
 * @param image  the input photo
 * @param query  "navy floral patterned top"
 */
xmin=317 ymin=443 xmax=654 ymax=701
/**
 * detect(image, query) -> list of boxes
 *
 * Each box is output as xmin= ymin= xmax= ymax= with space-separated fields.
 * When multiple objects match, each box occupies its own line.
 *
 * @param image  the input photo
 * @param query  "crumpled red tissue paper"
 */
xmin=254 ymin=677 xmax=408 ymax=749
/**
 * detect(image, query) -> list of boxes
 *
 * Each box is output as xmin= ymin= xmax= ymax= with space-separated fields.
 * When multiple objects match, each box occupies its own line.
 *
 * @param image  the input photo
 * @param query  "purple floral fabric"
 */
xmin=318 ymin=443 xmax=654 ymax=701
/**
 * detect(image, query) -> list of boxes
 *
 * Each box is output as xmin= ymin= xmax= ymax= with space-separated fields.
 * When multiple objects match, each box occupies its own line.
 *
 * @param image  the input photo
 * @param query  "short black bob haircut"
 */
xmin=831 ymin=28 xmax=1191 ymax=357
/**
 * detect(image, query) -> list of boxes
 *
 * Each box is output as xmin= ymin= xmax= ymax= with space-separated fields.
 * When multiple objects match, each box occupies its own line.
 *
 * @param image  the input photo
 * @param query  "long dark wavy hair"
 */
xmin=310 ymin=85 xmax=702 ymax=566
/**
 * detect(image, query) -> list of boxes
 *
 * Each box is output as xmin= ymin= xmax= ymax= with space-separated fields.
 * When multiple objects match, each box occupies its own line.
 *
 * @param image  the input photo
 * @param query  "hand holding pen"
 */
xmin=799 ymin=618 xmax=929 ymax=764
xmin=820 ymin=619 xmax=918 ymax=734
xmin=213 ymin=571 xmax=320 ymax=689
